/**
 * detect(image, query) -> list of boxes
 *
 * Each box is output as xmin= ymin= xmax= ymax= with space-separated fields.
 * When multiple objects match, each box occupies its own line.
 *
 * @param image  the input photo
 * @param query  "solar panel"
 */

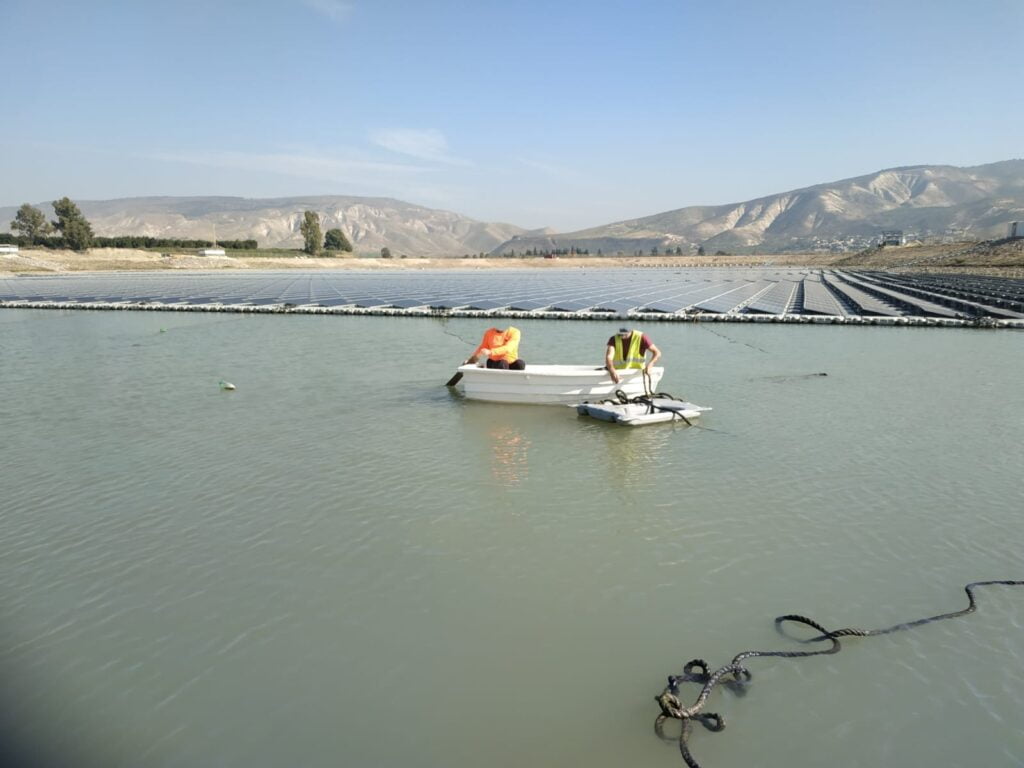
xmin=1 ymin=268 xmax=1019 ymax=324
xmin=801 ymin=279 xmax=847 ymax=316
xmin=743 ymin=281 xmax=798 ymax=315
xmin=694 ymin=282 xmax=771 ymax=313
xmin=825 ymin=276 xmax=900 ymax=316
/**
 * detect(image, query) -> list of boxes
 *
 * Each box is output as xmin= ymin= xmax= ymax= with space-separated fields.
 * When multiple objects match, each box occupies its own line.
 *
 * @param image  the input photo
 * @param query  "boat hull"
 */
xmin=456 ymin=364 xmax=663 ymax=404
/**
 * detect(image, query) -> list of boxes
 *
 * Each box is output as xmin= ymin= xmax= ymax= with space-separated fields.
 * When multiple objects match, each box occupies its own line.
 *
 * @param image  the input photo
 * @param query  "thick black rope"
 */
xmin=654 ymin=580 xmax=1024 ymax=768
xmin=611 ymin=388 xmax=695 ymax=426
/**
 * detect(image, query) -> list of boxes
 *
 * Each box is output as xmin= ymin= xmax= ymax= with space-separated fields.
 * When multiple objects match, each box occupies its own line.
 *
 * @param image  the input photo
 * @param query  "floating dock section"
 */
xmin=2 ymin=268 xmax=1023 ymax=328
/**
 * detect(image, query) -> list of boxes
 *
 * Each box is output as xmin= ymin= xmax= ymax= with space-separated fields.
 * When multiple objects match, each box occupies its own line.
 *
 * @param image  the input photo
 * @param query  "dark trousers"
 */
xmin=486 ymin=358 xmax=526 ymax=370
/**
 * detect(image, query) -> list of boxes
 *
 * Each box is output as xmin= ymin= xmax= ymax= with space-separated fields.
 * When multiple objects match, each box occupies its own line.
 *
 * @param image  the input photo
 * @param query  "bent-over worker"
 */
xmin=465 ymin=326 xmax=526 ymax=370
xmin=605 ymin=327 xmax=660 ymax=384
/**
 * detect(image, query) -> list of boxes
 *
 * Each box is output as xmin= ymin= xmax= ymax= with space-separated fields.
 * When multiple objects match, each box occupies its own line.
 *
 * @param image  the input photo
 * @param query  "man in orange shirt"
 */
xmin=465 ymin=326 xmax=526 ymax=370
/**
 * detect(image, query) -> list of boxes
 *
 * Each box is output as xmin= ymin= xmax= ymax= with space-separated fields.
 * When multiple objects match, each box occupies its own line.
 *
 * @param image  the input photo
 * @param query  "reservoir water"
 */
xmin=1 ymin=307 xmax=1023 ymax=768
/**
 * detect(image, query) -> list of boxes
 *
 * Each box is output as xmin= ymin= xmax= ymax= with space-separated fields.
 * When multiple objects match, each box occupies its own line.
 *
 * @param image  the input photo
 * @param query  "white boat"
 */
xmin=455 ymin=364 xmax=663 ymax=404
xmin=576 ymin=398 xmax=711 ymax=426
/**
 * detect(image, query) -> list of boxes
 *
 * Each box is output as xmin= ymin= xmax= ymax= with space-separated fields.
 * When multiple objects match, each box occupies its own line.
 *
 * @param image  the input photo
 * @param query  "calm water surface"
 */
xmin=1 ymin=309 xmax=1023 ymax=768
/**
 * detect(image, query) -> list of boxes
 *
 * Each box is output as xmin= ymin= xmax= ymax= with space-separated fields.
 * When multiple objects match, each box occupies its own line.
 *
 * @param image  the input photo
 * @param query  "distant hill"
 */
xmin=5 ymin=160 xmax=1023 ymax=257
xmin=493 ymin=160 xmax=1024 ymax=255
xmin=0 ymin=196 xmax=528 ymax=257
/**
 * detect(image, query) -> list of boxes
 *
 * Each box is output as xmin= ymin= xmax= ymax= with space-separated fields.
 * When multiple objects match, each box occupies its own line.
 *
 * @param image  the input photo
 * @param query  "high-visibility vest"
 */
xmin=612 ymin=331 xmax=645 ymax=370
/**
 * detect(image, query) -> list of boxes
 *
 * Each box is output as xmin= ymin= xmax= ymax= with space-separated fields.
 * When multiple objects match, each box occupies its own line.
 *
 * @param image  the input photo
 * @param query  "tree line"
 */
xmin=5 ymin=199 xmax=262 ymax=252
xmin=8 ymin=203 xmax=361 ymax=255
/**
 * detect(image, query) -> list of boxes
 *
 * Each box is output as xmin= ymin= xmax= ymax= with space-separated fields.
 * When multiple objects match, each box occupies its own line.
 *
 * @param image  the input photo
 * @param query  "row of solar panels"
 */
xmin=1 ymin=269 xmax=1022 ymax=320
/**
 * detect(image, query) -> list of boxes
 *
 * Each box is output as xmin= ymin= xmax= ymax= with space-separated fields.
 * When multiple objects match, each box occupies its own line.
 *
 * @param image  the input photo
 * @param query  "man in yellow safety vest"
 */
xmin=605 ymin=327 xmax=661 ymax=384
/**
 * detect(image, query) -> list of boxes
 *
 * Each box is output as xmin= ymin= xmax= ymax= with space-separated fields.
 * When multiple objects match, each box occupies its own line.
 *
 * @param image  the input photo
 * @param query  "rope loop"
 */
xmin=730 ymin=667 xmax=752 ymax=684
xmin=697 ymin=712 xmax=725 ymax=732
xmin=682 ymin=659 xmax=709 ymax=679
xmin=655 ymin=580 xmax=1024 ymax=768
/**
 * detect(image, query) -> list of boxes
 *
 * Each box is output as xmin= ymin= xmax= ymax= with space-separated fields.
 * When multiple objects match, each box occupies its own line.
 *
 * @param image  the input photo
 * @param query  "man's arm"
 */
xmin=644 ymin=342 xmax=661 ymax=373
xmin=465 ymin=331 xmax=491 ymax=364
xmin=605 ymin=344 xmax=620 ymax=384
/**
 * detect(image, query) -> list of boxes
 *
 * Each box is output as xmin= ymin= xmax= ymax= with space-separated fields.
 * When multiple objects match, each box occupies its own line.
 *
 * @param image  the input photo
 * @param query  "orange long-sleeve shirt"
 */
xmin=474 ymin=327 xmax=520 ymax=362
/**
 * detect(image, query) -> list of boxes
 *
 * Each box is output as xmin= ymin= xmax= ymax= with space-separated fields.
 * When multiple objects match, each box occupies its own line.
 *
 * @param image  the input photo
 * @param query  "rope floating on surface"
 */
xmin=654 ymin=580 xmax=1024 ymax=768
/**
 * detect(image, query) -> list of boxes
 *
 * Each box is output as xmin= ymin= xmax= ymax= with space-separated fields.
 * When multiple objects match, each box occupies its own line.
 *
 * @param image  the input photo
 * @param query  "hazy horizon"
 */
xmin=2 ymin=0 xmax=1022 ymax=231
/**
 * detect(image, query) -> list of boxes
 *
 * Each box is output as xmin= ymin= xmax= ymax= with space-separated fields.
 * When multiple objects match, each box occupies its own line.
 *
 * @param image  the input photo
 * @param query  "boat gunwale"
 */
xmin=456 ymin=364 xmax=664 ymax=380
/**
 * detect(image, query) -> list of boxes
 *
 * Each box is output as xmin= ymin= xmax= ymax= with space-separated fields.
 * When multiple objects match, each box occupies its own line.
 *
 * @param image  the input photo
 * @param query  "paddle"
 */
xmin=445 ymin=370 xmax=464 ymax=387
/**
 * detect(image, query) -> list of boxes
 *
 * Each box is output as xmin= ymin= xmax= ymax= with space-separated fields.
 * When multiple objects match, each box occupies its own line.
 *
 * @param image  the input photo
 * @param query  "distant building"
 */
xmin=943 ymin=227 xmax=966 ymax=243
xmin=197 ymin=248 xmax=226 ymax=256
xmin=0 ymin=244 xmax=19 ymax=254
xmin=1008 ymin=221 xmax=1022 ymax=239
xmin=879 ymin=230 xmax=905 ymax=247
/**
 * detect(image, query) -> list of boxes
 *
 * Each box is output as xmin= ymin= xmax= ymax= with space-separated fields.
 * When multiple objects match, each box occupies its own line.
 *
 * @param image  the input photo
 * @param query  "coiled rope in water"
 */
xmin=654 ymin=580 xmax=1024 ymax=768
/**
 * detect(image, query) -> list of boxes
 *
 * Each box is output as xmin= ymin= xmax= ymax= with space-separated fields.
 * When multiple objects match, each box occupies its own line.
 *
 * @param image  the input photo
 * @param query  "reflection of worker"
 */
xmin=489 ymin=424 xmax=529 ymax=486
xmin=605 ymin=327 xmax=660 ymax=384
xmin=465 ymin=327 xmax=526 ymax=370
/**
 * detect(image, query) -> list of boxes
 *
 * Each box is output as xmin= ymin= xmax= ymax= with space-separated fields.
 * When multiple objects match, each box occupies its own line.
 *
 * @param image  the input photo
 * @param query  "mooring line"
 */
xmin=697 ymin=322 xmax=769 ymax=354
xmin=438 ymin=320 xmax=477 ymax=347
xmin=654 ymin=580 xmax=1024 ymax=768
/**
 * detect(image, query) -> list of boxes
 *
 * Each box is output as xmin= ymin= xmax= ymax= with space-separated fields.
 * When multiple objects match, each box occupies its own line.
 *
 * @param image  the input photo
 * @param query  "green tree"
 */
xmin=51 ymin=197 xmax=94 ymax=251
xmin=380 ymin=247 xmax=392 ymax=259
xmin=10 ymin=203 xmax=53 ymax=244
xmin=697 ymin=245 xmax=706 ymax=256
xmin=300 ymin=211 xmax=323 ymax=255
xmin=323 ymin=228 xmax=352 ymax=252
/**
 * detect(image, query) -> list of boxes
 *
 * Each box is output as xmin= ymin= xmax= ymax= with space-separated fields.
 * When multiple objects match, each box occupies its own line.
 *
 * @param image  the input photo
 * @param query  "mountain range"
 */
xmin=494 ymin=159 xmax=1024 ymax=255
xmin=3 ymin=160 xmax=1022 ymax=255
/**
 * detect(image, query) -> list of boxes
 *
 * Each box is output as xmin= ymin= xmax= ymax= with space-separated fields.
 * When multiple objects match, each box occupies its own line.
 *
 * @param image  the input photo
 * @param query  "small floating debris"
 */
xmin=219 ymin=380 xmax=236 ymax=391
xmin=159 ymin=328 xmax=167 ymax=333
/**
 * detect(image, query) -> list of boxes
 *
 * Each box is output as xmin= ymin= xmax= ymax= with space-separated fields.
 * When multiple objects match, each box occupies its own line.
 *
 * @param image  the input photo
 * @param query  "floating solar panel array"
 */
xmin=1 ymin=269 xmax=1022 ymax=327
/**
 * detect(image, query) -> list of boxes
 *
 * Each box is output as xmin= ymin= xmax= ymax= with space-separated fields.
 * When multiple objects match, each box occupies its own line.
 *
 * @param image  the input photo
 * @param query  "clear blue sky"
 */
xmin=3 ymin=0 xmax=1022 ymax=231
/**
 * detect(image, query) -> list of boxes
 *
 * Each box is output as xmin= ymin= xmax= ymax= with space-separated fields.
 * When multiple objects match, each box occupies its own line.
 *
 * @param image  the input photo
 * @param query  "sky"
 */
xmin=2 ymin=0 xmax=1022 ymax=232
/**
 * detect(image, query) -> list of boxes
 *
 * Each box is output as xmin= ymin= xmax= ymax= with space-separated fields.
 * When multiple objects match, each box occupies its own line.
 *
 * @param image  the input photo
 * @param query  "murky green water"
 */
xmin=1 ymin=308 xmax=1023 ymax=768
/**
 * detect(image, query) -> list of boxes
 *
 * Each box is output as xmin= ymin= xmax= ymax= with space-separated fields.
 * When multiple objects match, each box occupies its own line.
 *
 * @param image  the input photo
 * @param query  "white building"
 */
xmin=197 ymin=248 xmax=226 ymax=256
xmin=0 ymin=244 xmax=19 ymax=254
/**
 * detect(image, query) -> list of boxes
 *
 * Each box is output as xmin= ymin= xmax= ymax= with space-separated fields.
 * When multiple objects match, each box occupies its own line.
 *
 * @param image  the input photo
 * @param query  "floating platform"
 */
xmin=1 ymin=269 xmax=1023 ymax=327
xmin=576 ymin=399 xmax=711 ymax=425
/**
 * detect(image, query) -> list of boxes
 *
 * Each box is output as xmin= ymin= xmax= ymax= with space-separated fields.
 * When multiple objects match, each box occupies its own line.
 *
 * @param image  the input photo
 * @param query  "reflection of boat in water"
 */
xmin=592 ymin=420 xmax=675 ymax=487
xmin=455 ymin=364 xmax=663 ymax=404
xmin=458 ymin=402 xmax=542 ymax=487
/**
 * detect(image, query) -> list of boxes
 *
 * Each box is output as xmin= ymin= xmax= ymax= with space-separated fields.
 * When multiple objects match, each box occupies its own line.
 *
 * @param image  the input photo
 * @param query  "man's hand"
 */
xmin=610 ymin=370 xmax=621 ymax=384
